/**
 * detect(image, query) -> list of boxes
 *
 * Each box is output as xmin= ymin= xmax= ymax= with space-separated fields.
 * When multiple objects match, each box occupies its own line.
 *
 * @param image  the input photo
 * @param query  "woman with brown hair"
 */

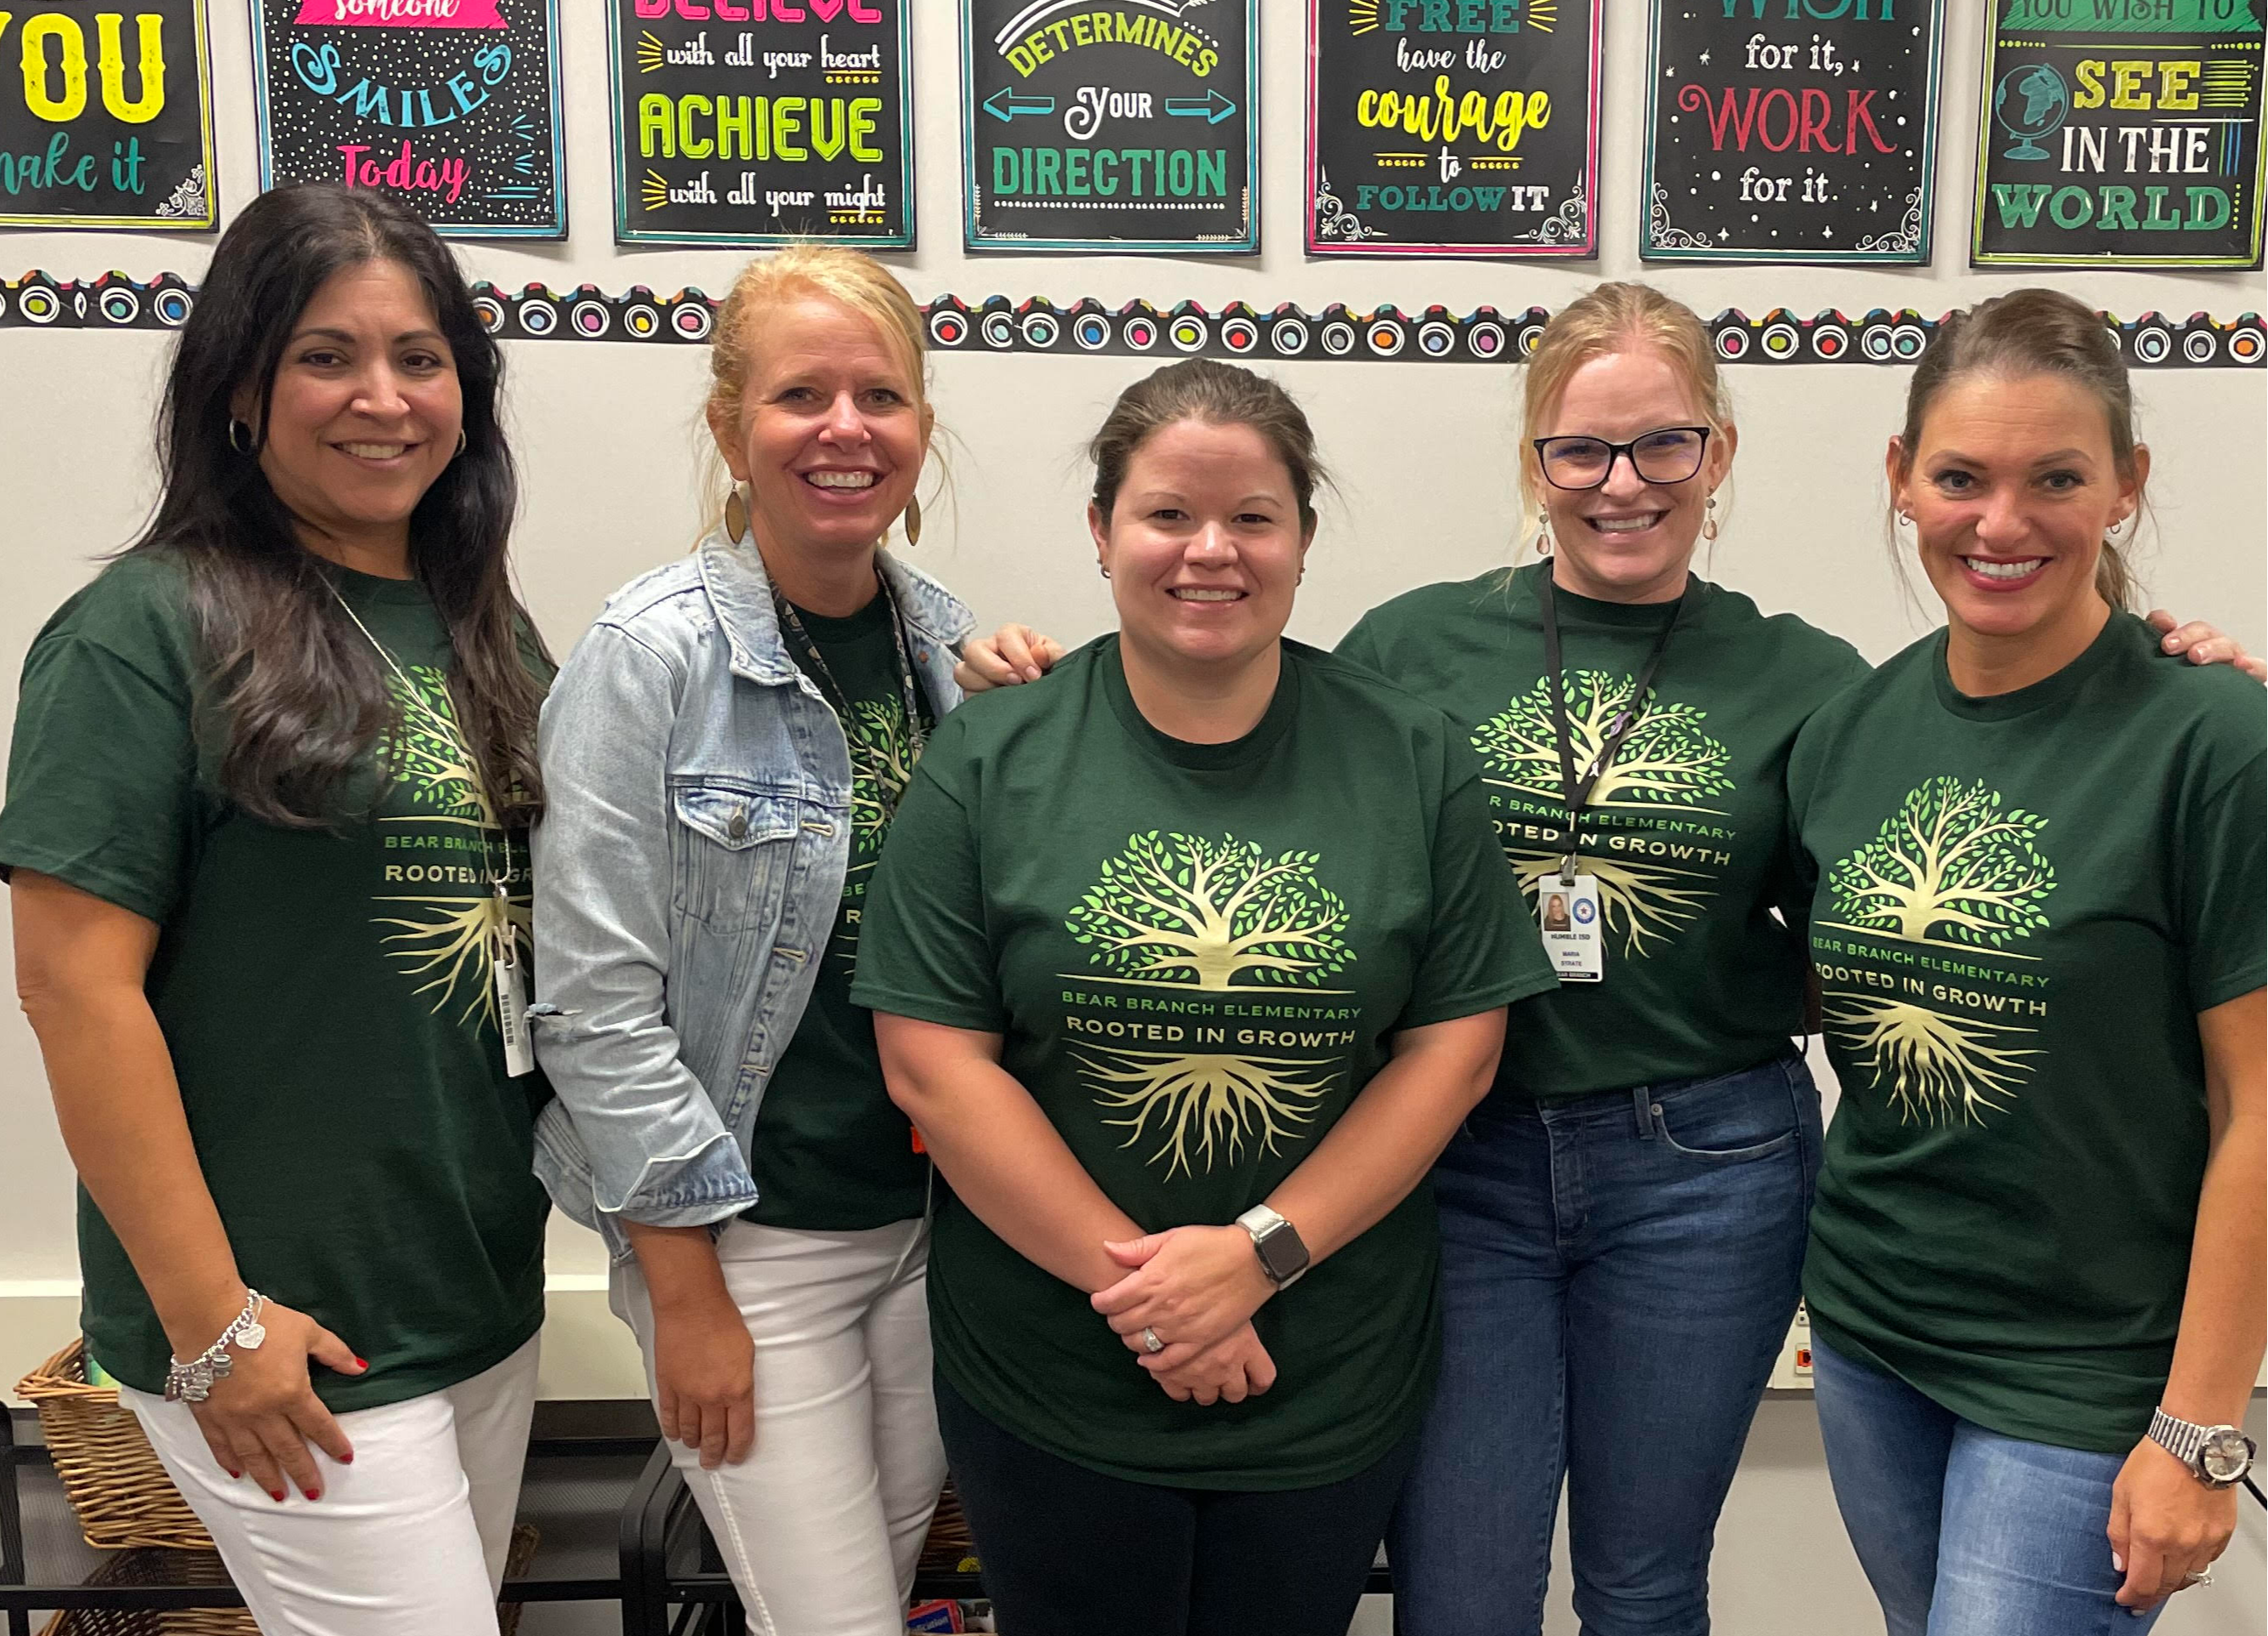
xmin=529 ymin=245 xmax=971 ymax=1633
xmin=3 ymin=183 xmax=551 ymax=1633
xmin=1790 ymin=288 xmax=2264 ymax=1634
xmin=854 ymin=356 xmax=1555 ymax=1636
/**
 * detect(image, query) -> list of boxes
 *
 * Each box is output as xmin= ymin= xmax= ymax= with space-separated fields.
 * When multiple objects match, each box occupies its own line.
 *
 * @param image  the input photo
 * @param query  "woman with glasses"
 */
xmin=958 ymin=281 xmax=2259 ymax=1636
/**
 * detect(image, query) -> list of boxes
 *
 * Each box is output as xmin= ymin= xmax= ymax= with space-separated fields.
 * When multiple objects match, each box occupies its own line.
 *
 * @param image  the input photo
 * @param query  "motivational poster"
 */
xmin=250 ymin=0 xmax=566 ymax=239
xmin=1308 ymin=0 xmax=1602 ymax=256
xmin=609 ymin=0 xmax=912 ymax=246
xmin=0 ymin=1 xmax=216 ymax=229
xmin=961 ymin=0 xmax=1259 ymax=253
xmin=1973 ymin=0 xmax=2264 ymax=267
xmin=1642 ymin=0 xmax=1944 ymax=263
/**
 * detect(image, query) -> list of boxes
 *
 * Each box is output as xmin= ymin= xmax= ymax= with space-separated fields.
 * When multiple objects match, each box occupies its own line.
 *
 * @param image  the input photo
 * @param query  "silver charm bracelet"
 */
xmin=163 ymin=1289 xmax=269 ymax=1404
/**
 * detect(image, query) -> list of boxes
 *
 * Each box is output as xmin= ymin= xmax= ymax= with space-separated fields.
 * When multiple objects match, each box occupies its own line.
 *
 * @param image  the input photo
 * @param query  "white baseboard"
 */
xmin=2 ymin=1278 xmax=649 ymax=1408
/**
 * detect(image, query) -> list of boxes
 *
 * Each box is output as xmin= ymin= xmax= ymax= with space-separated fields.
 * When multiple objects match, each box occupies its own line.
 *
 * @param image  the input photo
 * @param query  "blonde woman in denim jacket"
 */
xmin=531 ymin=248 xmax=975 ymax=1635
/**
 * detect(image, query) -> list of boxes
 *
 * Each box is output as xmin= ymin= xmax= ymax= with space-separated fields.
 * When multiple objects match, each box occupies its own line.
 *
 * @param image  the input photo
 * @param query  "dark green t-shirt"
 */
xmin=1338 ymin=564 xmax=1871 ymax=1102
xmin=851 ymin=637 xmax=1555 ymax=1490
xmin=1788 ymin=612 xmax=2266 ymax=1453
xmin=747 ymin=593 xmax=931 ymax=1230
xmin=0 ymin=552 xmax=551 ymax=1412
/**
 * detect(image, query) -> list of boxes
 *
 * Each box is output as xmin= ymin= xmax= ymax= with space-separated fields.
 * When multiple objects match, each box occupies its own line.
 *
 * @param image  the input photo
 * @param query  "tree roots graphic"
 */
xmin=1072 ymin=1047 xmax=1339 ymax=1179
xmin=373 ymin=893 xmax=528 ymax=1027
xmin=1825 ymin=997 xmax=2039 ymax=1126
xmin=1512 ymin=852 xmax=1715 ymax=957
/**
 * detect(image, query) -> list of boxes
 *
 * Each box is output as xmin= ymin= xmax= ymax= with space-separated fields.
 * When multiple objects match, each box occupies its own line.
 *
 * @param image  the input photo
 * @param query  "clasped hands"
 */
xmin=1091 ymin=1224 xmax=1279 ymax=1407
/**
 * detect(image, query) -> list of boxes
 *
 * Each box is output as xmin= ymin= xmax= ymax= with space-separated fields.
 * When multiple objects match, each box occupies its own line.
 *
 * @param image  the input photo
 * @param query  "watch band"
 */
xmin=1236 ymin=1204 xmax=1310 ymax=1291
xmin=2147 ymin=1406 xmax=2252 ymax=1489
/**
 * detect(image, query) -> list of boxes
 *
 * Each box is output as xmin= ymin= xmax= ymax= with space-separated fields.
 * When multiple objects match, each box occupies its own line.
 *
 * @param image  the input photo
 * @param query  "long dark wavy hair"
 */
xmin=126 ymin=183 xmax=547 ymax=828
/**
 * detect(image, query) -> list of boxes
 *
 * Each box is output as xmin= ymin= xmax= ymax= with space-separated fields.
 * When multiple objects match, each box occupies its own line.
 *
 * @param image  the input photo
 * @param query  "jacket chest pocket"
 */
xmin=671 ymin=782 xmax=799 ymax=933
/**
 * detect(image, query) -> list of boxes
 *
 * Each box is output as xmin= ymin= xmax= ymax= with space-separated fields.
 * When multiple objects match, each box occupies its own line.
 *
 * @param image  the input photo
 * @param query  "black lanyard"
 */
xmin=771 ymin=572 xmax=931 ymax=816
xmin=1536 ymin=570 xmax=1688 ymax=882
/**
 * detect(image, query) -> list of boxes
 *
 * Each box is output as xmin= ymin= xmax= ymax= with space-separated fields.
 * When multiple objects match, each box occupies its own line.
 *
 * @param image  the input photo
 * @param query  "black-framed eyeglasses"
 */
xmin=1532 ymin=426 xmax=1712 ymax=491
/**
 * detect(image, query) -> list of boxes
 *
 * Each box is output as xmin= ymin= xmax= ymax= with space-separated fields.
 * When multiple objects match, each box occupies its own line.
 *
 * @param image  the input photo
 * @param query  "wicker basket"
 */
xmin=918 ymin=1479 xmax=980 ymax=1575
xmin=31 ymin=1528 xmax=540 ymax=1635
xmin=17 ymin=1340 xmax=213 ymax=1552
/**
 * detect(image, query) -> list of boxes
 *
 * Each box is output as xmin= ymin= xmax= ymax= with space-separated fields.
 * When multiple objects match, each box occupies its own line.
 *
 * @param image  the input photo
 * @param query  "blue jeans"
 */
xmin=1811 ymin=1338 xmax=2164 ymax=1636
xmin=1390 ymin=1053 xmax=1822 ymax=1636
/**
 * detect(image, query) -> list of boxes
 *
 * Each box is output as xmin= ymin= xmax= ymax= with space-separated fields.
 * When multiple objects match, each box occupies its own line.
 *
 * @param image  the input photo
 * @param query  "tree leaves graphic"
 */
xmin=1471 ymin=670 xmax=1735 ymax=810
xmin=1066 ymin=832 xmax=1354 ymax=989
xmin=371 ymin=664 xmax=520 ymax=1026
xmin=845 ymin=698 xmax=917 ymax=846
xmin=1827 ymin=776 xmax=2055 ymax=948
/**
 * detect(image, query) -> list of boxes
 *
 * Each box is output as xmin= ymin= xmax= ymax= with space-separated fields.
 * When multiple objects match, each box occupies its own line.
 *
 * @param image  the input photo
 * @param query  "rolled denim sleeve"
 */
xmin=531 ymin=622 xmax=759 ymax=1230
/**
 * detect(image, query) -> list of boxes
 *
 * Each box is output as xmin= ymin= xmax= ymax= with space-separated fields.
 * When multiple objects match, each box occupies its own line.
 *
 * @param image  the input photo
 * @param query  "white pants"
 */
xmin=123 ymin=1335 xmax=539 ymax=1635
xmin=615 ymin=1216 xmax=946 ymax=1636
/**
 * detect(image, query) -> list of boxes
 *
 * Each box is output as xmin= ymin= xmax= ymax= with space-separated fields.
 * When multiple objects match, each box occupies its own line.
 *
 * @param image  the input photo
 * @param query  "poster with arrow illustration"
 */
xmin=250 ymin=0 xmax=565 ymax=239
xmin=1307 ymin=0 xmax=1600 ymax=256
xmin=607 ymin=0 xmax=912 ymax=246
xmin=961 ymin=0 xmax=1259 ymax=253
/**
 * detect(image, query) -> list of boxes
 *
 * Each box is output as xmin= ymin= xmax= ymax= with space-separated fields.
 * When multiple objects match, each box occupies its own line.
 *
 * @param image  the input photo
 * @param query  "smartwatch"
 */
xmin=2148 ymin=1407 xmax=2258 ymax=1490
xmin=1236 ymin=1204 xmax=1310 ymax=1291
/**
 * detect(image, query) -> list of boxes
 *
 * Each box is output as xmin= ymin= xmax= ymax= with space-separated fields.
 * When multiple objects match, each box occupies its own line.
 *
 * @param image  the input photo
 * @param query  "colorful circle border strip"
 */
xmin=3 ymin=272 xmax=2260 ymax=368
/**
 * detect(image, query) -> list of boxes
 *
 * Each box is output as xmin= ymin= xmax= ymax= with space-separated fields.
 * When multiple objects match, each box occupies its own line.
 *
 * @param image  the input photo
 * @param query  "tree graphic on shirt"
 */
xmin=372 ymin=664 xmax=522 ymax=1029
xmin=1065 ymin=832 xmax=1356 ymax=1178
xmin=845 ymin=697 xmax=917 ymax=848
xmin=1066 ymin=832 xmax=1353 ymax=991
xmin=1471 ymin=670 xmax=1734 ymax=812
xmin=1827 ymin=776 xmax=2055 ymax=948
xmin=1821 ymin=776 xmax=2058 ymax=1126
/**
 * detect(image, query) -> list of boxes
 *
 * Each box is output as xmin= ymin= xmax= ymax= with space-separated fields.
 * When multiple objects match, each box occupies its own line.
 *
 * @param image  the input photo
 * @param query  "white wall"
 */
xmin=1 ymin=2 xmax=2261 ymax=1629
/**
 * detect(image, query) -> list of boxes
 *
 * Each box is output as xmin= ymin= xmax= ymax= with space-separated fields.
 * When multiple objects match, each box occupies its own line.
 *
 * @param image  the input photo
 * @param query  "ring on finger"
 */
xmin=2185 ymin=1570 xmax=2214 ymax=1588
xmin=1140 ymin=1326 xmax=1165 ymax=1355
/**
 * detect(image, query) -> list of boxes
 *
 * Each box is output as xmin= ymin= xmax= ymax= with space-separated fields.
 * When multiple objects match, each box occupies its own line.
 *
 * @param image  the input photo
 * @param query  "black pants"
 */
xmin=936 ymin=1372 xmax=1418 ymax=1636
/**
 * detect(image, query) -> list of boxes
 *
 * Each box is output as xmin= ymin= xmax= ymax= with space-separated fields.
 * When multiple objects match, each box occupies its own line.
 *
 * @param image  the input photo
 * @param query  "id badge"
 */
xmin=495 ymin=940 xmax=536 ymax=1077
xmin=1538 ymin=872 xmax=1604 ymax=983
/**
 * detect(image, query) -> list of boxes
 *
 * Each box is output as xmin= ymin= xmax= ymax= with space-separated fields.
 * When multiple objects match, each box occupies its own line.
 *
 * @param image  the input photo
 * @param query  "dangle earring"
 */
xmin=455 ymin=429 xmax=469 ymax=457
xmin=1533 ymin=508 xmax=1554 ymax=557
xmin=227 ymin=418 xmax=255 ymax=454
xmin=1702 ymin=493 xmax=1719 ymax=543
xmin=724 ymin=485 xmax=751 ymax=544
xmin=901 ymin=494 xmax=922 ymax=548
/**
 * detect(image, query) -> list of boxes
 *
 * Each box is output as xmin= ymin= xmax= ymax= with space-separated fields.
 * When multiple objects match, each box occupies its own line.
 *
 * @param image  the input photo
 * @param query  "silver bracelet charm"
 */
xmin=163 ymin=1289 xmax=268 ymax=1404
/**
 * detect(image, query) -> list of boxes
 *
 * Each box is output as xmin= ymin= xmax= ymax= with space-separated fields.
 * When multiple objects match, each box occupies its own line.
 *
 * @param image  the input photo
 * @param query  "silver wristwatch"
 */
xmin=2147 ymin=1407 xmax=2257 ymax=1490
xmin=1236 ymin=1205 xmax=1310 ymax=1291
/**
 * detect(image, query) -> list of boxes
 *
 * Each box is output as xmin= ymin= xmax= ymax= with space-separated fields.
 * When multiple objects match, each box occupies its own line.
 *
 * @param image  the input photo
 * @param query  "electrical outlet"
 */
xmin=1767 ymin=1302 xmax=1815 ymax=1390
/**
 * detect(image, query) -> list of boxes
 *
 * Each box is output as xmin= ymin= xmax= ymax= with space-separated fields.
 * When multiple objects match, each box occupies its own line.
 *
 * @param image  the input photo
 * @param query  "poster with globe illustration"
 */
xmin=1972 ymin=0 xmax=2265 ymax=267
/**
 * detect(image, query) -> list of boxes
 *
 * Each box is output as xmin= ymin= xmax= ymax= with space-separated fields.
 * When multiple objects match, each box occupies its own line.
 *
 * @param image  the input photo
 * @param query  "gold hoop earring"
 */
xmin=902 ymin=494 xmax=922 ymax=548
xmin=724 ymin=486 xmax=750 ymax=544
xmin=227 ymin=418 xmax=255 ymax=454
xmin=1702 ymin=493 xmax=1719 ymax=544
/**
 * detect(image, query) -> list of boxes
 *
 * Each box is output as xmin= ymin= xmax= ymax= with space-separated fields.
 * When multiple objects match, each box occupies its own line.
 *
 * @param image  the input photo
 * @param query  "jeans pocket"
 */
xmin=1650 ymin=1063 xmax=1801 ymax=1162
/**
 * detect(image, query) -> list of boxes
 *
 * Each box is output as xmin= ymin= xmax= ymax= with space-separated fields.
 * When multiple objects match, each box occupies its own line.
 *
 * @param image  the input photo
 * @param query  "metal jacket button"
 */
xmin=727 ymin=809 xmax=747 ymax=840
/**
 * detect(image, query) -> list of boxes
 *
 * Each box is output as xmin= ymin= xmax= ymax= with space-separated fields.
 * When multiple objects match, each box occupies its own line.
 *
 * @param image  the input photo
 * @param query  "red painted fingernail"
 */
xmin=270 ymin=1489 xmax=287 ymax=1503
xmin=339 ymin=1451 xmax=354 ymax=1465
xmin=226 ymin=1468 xmax=242 ymax=1480
xmin=352 ymin=1356 xmax=368 ymax=1371
xmin=303 ymin=1487 xmax=320 ymax=1501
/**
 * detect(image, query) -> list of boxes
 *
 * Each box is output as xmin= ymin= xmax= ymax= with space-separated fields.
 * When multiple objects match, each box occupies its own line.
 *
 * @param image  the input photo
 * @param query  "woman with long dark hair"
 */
xmin=2 ymin=183 xmax=551 ymax=1633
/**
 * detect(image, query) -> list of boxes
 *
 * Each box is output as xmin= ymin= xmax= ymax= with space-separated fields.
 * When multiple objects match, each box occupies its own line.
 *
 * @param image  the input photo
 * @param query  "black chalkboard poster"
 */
xmin=0 ymin=1 xmax=217 ymax=229
xmin=1972 ymin=0 xmax=2264 ymax=268
xmin=250 ymin=0 xmax=566 ymax=239
xmin=1642 ymin=1 xmax=1943 ymax=264
xmin=961 ymin=0 xmax=1258 ymax=253
xmin=609 ymin=0 xmax=912 ymax=247
xmin=1307 ymin=0 xmax=1601 ymax=257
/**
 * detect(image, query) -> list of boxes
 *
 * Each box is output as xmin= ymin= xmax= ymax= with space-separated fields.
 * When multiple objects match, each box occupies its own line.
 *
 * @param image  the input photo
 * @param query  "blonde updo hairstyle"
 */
xmin=1891 ymin=287 xmax=2144 ymax=611
xmin=1515 ymin=281 xmax=1734 ymax=555
xmin=701 ymin=243 xmax=936 ymax=542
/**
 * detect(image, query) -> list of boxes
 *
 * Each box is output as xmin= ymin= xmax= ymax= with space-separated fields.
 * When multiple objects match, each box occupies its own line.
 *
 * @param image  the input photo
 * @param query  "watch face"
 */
xmin=2201 ymin=1428 xmax=2254 ymax=1482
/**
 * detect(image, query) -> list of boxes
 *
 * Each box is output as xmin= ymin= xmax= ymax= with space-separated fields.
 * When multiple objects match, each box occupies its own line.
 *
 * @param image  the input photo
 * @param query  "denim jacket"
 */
xmin=529 ymin=529 xmax=973 ymax=1256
